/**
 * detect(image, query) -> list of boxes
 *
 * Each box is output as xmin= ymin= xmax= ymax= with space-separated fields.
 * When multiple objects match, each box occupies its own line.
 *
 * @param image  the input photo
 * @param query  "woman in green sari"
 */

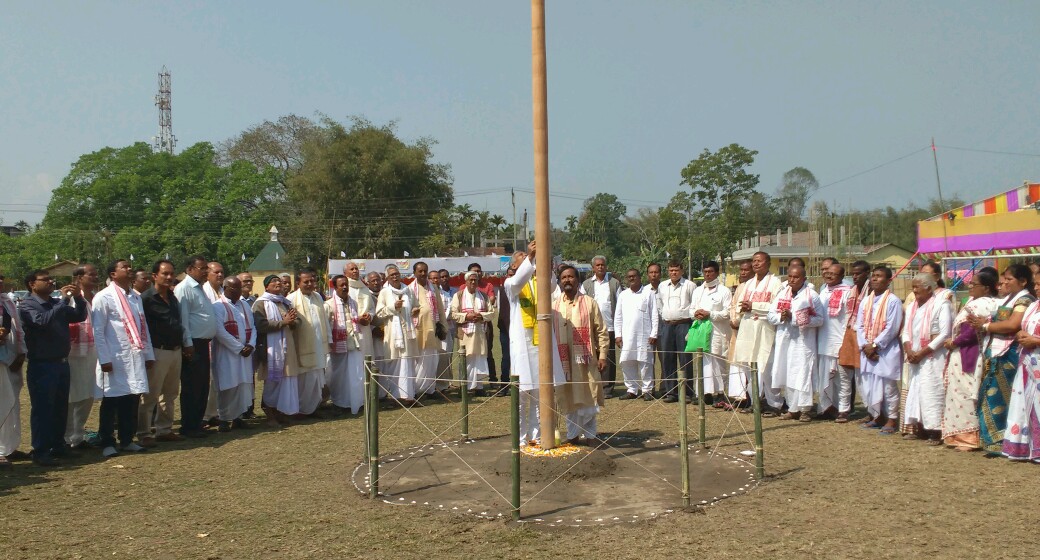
xmin=969 ymin=264 xmax=1036 ymax=454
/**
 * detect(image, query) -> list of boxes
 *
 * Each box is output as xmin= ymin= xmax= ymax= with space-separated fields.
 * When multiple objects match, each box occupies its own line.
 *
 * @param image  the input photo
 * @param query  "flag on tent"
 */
xmin=275 ymin=252 xmax=280 ymax=260
xmin=166 ymin=253 xmax=170 ymax=260
xmin=404 ymin=251 xmax=411 ymax=257
xmin=463 ymin=251 xmax=469 ymax=257
xmin=241 ymin=253 xmax=246 ymax=261
xmin=306 ymin=255 xmax=311 ymax=264
xmin=340 ymin=251 xmax=346 ymax=257
xmin=54 ymin=254 xmax=59 ymax=261
xmin=129 ymin=254 xmax=134 ymax=261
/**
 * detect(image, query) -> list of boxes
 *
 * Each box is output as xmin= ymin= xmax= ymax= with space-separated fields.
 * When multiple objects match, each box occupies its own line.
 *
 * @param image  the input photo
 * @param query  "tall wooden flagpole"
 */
xmin=532 ymin=0 xmax=556 ymax=449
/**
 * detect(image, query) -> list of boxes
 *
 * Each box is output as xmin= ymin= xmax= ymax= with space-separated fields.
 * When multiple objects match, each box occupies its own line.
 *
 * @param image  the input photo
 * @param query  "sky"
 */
xmin=2 ymin=1 xmax=1039 ymax=230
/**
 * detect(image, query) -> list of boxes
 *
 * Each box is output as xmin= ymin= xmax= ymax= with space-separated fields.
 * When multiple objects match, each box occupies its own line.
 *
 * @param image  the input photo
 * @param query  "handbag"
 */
xmin=684 ymin=319 xmax=713 ymax=352
xmin=837 ymin=326 xmax=860 ymax=369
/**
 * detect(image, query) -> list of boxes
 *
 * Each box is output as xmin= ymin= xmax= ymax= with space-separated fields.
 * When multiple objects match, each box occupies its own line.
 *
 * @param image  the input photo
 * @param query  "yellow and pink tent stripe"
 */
xmin=918 ymin=182 xmax=1040 ymax=258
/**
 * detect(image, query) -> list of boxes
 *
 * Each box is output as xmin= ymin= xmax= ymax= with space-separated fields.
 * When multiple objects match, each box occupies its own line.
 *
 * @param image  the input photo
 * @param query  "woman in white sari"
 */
xmin=941 ymin=268 xmax=998 ymax=451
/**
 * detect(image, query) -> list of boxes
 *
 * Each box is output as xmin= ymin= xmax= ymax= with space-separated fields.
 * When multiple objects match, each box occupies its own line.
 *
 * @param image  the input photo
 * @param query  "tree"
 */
xmin=281 ymin=116 xmax=454 ymax=263
xmin=219 ymin=114 xmax=320 ymax=188
xmin=19 ymin=141 xmax=281 ymax=275
xmin=775 ymin=167 xmax=818 ymax=226
xmin=561 ymin=193 xmax=628 ymax=261
xmin=679 ymin=144 xmax=760 ymax=263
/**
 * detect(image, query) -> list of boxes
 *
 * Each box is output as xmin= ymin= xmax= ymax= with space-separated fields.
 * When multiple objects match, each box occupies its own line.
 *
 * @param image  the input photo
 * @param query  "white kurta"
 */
xmin=504 ymin=257 xmax=565 ymax=443
xmin=0 ymin=294 xmax=25 ymax=455
xmin=816 ymin=283 xmax=852 ymax=411
xmin=376 ymin=284 xmax=419 ymax=399
xmin=504 ymin=257 xmax=565 ymax=392
xmin=901 ymin=296 xmax=952 ymax=431
xmin=614 ymin=286 xmax=659 ymax=364
xmin=767 ymin=287 xmax=825 ymax=410
xmin=325 ymin=294 xmax=364 ymax=413
xmin=855 ymin=291 xmax=904 ymax=416
xmin=92 ymin=285 xmax=154 ymax=398
xmin=690 ymin=280 xmax=732 ymax=394
xmin=212 ymin=299 xmax=256 ymax=391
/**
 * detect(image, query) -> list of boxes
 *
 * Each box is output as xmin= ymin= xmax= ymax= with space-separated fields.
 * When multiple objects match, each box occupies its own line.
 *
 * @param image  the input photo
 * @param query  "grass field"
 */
xmin=2 ymin=351 xmax=1038 ymax=559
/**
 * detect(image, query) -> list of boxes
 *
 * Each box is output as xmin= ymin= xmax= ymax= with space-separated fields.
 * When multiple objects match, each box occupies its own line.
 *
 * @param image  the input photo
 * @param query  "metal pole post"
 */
xmin=366 ymin=356 xmax=380 ymax=498
xmin=459 ymin=344 xmax=469 ymax=440
xmin=697 ymin=351 xmax=706 ymax=447
xmin=678 ymin=363 xmax=690 ymax=507
xmin=510 ymin=374 xmax=521 ymax=521
xmin=748 ymin=363 xmax=765 ymax=480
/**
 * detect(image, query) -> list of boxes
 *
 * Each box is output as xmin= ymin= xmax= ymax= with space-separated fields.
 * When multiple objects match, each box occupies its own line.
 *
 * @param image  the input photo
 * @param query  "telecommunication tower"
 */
xmin=152 ymin=66 xmax=176 ymax=154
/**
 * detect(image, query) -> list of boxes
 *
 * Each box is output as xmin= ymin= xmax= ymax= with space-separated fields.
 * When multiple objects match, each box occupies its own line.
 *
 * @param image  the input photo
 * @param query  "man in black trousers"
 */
xmin=173 ymin=255 xmax=217 ymax=438
xmin=18 ymin=269 xmax=88 ymax=466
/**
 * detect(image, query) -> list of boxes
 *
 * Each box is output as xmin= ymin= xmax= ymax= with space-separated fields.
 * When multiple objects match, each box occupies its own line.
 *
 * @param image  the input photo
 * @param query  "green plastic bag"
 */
xmin=684 ymin=319 xmax=713 ymax=352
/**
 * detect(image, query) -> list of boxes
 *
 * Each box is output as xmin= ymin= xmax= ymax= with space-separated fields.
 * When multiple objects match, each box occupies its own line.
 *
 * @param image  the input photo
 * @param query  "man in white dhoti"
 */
xmin=92 ymin=259 xmax=155 ymax=457
xmin=834 ymin=260 xmax=871 ymax=423
xmin=816 ymin=263 xmax=852 ymax=420
xmin=504 ymin=243 xmax=565 ymax=444
xmin=325 ymin=275 xmax=364 ymax=415
xmin=253 ymin=275 xmax=301 ymax=427
xmin=212 ymin=277 xmax=256 ymax=432
xmin=901 ymin=273 xmax=952 ymax=444
xmin=733 ymin=252 xmax=783 ymax=414
xmin=725 ymin=261 xmax=754 ymax=406
xmin=690 ymin=261 xmax=732 ymax=403
xmin=615 ymin=269 xmax=658 ymax=400
xmin=202 ymin=261 xmax=226 ymax=426
xmin=0 ymin=276 xmax=26 ymax=467
xmin=287 ymin=268 xmax=329 ymax=417
xmin=431 ymin=269 xmax=456 ymax=392
xmin=768 ymin=266 xmax=825 ymax=421
xmin=375 ymin=265 xmax=420 ymax=405
xmin=450 ymin=271 xmax=497 ymax=395
xmin=409 ymin=262 xmax=448 ymax=400
xmin=556 ymin=265 xmax=609 ymax=444
xmin=65 ymin=264 xmax=98 ymax=448
xmin=855 ymin=266 xmax=904 ymax=434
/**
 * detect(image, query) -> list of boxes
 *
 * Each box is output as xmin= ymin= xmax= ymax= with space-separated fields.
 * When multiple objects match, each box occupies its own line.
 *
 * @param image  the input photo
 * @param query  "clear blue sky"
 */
xmin=2 ymin=1 xmax=1038 ymax=229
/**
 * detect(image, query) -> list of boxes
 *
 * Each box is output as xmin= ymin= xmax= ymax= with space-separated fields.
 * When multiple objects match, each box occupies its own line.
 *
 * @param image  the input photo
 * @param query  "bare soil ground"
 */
xmin=2 ymin=369 xmax=1039 ymax=559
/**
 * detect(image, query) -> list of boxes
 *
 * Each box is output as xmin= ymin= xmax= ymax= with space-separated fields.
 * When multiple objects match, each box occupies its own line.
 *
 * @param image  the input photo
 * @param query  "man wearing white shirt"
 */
xmin=816 ymin=263 xmax=852 ymax=419
xmin=690 ymin=261 xmax=732 ymax=403
xmin=174 ymin=255 xmax=217 ymax=438
xmin=657 ymin=261 xmax=696 ymax=403
xmin=92 ymin=259 xmax=155 ymax=457
xmin=615 ymin=269 xmax=658 ymax=400
xmin=202 ymin=261 xmax=226 ymax=426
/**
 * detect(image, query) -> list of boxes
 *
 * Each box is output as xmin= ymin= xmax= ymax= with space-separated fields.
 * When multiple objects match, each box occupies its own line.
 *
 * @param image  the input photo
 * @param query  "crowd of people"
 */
xmin=1 ymin=245 xmax=1038 ymax=467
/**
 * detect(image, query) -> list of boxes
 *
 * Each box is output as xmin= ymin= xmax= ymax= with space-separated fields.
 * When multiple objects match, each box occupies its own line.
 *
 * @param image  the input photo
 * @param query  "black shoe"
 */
xmin=181 ymin=429 xmax=211 ymax=439
xmin=663 ymin=395 xmax=678 ymax=403
xmin=703 ymin=394 xmax=715 ymax=406
xmin=218 ymin=421 xmax=232 ymax=433
xmin=32 ymin=454 xmax=59 ymax=467
xmin=474 ymin=389 xmax=487 ymax=397
xmin=643 ymin=393 xmax=654 ymax=402
xmin=618 ymin=392 xmax=639 ymax=400
xmin=205 ymin=417 xmax=221 ymax=428
xmin=52 ymin=447 xmax=81 ymax=459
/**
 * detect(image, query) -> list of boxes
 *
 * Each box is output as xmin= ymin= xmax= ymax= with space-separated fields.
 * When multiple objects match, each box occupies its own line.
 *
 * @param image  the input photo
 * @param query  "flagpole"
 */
xmin=532 ymin=0 xmax=555 ymax=449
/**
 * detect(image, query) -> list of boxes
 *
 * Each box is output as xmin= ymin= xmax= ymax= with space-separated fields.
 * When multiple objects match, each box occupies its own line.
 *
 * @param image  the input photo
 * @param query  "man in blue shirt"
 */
xmin=18 ymin=269 xmax=88 ymax=466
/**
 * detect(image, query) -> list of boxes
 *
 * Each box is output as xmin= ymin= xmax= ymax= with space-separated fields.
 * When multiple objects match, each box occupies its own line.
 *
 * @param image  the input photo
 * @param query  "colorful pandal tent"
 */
xmin=918 ymin=182 xmax=1040 ymax=258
